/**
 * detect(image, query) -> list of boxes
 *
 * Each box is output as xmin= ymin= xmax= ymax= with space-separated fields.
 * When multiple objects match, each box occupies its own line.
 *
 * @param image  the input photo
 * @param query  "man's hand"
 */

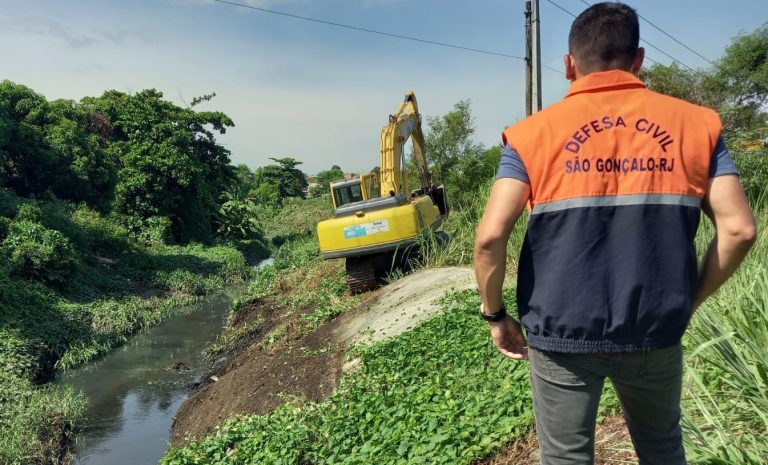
xmin=489 ymin=316 xmax=529 ymax=360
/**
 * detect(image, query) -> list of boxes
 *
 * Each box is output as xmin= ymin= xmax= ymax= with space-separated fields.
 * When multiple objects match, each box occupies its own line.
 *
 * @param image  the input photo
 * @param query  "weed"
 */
xmin=681 ymin=195 xmax=768 ymax=464
xmin=0 ymin=189 xmax=252 ymax=465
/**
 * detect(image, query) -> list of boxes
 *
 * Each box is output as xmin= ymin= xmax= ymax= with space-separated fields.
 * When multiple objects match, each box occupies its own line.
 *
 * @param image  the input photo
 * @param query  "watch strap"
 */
xmin=480 ymin=304 xmax=507 ymax=322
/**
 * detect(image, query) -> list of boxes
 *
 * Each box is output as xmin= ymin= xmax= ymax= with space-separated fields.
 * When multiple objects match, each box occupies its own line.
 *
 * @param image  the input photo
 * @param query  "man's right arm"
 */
xmin=693 ymin=174 xmax=757 ymax=310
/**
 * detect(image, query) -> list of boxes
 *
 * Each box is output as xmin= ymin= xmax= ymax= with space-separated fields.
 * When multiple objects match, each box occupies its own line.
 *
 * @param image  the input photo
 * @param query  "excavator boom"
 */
xmin=379 ymin=92 xmax=431 ymax=197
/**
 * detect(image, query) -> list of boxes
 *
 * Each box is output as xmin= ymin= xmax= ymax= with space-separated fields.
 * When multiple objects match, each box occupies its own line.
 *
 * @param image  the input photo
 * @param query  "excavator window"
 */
xmin=333 ymin=182 xmax=364 ymax=207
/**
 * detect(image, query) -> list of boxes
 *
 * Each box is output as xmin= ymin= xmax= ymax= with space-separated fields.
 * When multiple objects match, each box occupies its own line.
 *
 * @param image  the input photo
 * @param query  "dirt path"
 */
xmin=170 ymin=267 xmax=476 ymax=446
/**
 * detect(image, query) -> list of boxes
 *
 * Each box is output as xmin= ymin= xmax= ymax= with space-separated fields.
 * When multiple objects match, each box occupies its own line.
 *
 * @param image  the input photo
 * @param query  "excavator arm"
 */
xmin=379 ymin=92 xmax=432 ymax=197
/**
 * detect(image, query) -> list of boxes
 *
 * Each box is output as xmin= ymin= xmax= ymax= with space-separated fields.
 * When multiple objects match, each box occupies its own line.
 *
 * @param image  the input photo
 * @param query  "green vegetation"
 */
xmin=0 ymin=372 xmax=86 ymax=465
xmin=165 ymin=290 xmax=536 ymax=465
xmin=233 ymin=157 xmax=309 ymax=206
xmin=208 ymin=196 xmax=355 ymax=357
xmin=682 ymin=197 xmax=768 ymax=465
xmin=0 ymin=189 xmax=252 ymax=465
xmin=166 ymin=24 xmax=768 ymax=465
xmin=311 ymin=165 xmax=346 ymax=197
xmin=0 ymin=77 xmax=289 ymax=465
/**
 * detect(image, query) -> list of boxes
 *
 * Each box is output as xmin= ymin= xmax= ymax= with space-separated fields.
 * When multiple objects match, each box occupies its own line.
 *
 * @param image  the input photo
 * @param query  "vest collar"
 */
xmin=565 ymin=69 xmax=645 ymax=98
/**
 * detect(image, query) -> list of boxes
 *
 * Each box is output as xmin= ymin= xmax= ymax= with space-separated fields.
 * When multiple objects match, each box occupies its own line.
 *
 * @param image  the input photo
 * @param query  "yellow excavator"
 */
xmin=316 ymin=92 xmax=448 ymax=293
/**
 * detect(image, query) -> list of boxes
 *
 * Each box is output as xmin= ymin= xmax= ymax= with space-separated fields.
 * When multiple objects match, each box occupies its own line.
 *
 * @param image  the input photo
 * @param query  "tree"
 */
xmin=423 ymin=100 xmax=484 ymax=186
xmin=231 ymin=163 xmax=258 ymax=200
xmin=252 ymin=157 xmax=308 ymax=202
xmin=714 ymin=25 xmax=768 ymax=133
xmin=83 ymin=89 xmax=235 ymax=243
xmin=0 ymin=81 xmax=56 ymax=197
xmin=641 ymin=25 xmax=768 ymax=200
xmin=0 ymin=81 xmax=117 ymax=210
xmin=45 ymin=99 xmax=117 ymax=211
xmin=312 ymin=165 xmax=345 ymax=196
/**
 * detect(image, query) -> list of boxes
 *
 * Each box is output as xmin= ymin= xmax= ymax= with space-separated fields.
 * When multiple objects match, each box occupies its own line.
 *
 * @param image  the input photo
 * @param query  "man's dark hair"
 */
xmin=568 ymin=2 xmax=640 ymax=73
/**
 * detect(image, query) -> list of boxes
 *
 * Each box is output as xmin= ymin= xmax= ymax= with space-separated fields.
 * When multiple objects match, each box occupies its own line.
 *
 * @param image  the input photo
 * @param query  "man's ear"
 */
xmin=630 ymin=47 xmax=645 ymax=75
xmin=564 ymin=54 xmax=577 ymax=81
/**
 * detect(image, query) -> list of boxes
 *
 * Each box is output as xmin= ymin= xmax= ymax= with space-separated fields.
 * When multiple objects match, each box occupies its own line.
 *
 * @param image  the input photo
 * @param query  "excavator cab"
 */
xmin=330 ymin=179 xmax=364 ymax=209
xmin=329 ymin=173 xmax=380 ymax=210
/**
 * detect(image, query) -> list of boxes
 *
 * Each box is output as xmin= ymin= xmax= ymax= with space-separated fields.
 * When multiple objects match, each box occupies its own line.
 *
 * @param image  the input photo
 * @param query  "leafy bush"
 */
xmin=140 ymin=216 xmax=173 ymax=245
xmin=217 ymin=197 xmax=265 ymax=241
xmin=733 ymin=151 xmax=768 ymax=201
xmin=15 ymin=203 xmax=43 ymax=223
xmin=70 ymin=205 xmax=130 ymax=254
xmin=0 ymin=372 xmax=86 ymax=465
xmin=1 ymin=220 xmax=77 ymax=285
xmin=0 ymin=216 xmax=9 ymax=240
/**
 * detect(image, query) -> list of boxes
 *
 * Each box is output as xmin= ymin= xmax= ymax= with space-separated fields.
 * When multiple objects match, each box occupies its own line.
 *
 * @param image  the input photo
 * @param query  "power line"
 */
xmin=547 ymin=0 xmax=654 ymax=64
xmin=209 ymin=0 xmax=525 ymax=60
xmin=546 ymin=0 xmax=579 ymax=18
xmin=542 ymin=63 xmax=565 ymax=76
xmin=638 ymin=37 xmax=694 ymax=70
xmin=631 ymin=8 xmax=716 ymax=66
xmin=548 ymin=0 xmax=692 ymax=70
xmin=580 ymin=0 xmax=713 ymax=69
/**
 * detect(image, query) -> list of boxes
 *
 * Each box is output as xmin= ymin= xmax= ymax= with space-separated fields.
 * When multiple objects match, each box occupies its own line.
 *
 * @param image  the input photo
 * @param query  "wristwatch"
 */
xmin=480 ymin=304 xmax=507 ymax=322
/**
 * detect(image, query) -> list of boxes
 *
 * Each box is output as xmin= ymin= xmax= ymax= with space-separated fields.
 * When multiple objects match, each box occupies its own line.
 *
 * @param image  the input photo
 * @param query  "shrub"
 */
xmin=15 ymin=203 xmax=43 ymax=223
xmin=1 ymin=221 xmax=78 ymax=285
xmin=0 ymin=189 xmax=21 ymax=218
xmin=140 ymin=216 xmax=173 ymax=245
xmin=216 ymin=197 xmax=265 ymax=242
xmin=733 ymin=151 xmax=768 ymax=201
xmin=70 ymin=206 xmax=130 ymax=254
xmin=0 ymin=217 xmax=10 ymax=241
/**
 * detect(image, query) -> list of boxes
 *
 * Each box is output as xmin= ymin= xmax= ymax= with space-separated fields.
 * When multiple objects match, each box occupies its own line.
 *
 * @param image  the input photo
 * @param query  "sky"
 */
xmin=1 ymin=0 xmax=765 ymax=174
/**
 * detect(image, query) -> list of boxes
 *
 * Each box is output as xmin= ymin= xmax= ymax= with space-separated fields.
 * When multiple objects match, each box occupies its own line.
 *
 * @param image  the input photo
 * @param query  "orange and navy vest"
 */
xmin=503 ymin=70 xmax=721 ymax=353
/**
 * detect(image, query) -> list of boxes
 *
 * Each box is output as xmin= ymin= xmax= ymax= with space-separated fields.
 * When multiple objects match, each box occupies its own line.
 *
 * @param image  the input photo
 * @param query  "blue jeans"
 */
xmin=529 ymin=344 xmax=686 ymax=465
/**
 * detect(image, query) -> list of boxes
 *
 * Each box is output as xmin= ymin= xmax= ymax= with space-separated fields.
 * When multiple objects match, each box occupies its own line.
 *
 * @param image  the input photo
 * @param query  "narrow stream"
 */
xmin=57 ymin=260 xmax=271 ymax=465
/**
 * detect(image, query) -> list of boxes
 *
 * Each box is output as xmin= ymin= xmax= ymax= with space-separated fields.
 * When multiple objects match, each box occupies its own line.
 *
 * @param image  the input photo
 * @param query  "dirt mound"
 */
xmin=328 ymin=267 xmax=476 ymax=346
xmin=170 ymin=267 xmax=476 ymax=446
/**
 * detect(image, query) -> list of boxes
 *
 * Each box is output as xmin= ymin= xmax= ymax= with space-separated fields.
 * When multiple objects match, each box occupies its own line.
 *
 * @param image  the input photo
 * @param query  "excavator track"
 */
xmin=345 ymin=256 xmax=378 ymax=294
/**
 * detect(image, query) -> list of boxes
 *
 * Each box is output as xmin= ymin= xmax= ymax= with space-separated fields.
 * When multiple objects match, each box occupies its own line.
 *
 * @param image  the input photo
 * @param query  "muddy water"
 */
xmin=57 ymin=261 xmax=271 ymax=465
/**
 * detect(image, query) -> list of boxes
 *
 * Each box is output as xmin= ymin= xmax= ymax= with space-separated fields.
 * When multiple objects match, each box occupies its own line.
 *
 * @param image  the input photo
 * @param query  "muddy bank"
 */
xmin=171 ymin=267 xmax=476 ymax=446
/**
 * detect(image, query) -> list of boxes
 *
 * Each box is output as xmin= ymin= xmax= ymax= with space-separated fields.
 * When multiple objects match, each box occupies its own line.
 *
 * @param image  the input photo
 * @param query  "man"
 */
xmin=473 ymin=3 xmax=756 ymax=465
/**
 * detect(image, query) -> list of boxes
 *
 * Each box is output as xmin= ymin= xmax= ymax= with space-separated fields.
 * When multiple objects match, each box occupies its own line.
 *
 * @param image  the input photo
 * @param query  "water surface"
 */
xmin=57 ymin=288 xmax=241 ymax=465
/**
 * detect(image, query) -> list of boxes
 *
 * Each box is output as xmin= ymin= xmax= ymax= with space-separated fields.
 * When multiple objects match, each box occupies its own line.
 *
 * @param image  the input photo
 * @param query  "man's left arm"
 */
xmin=474 ymin=177 xmax=531 ymax=360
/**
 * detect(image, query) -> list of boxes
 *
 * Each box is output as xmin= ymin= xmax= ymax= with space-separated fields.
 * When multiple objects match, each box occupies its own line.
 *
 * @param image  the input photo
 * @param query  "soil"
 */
xmin=472 ymin=415 xmax=636 ymax=465
xmin=170 ymin=267 xmax=476 ymax=446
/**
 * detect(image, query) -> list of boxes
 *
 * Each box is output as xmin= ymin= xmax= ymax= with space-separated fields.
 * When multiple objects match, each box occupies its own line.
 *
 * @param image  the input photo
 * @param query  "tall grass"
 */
xmin=423 ymin=181 xmax=768 ymax=463
xmin=418 ymin=181 xmax=526 ymax=274
xmin=682 ymin=195 xmax=768 ymax=464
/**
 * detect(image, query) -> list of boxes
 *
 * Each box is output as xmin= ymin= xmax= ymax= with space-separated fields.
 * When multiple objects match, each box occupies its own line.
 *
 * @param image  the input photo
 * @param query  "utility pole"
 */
xmin=531 ymin=0 xmax=542 ymax=112
xmin=524 ymin=1 xmax=532 ymax=117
